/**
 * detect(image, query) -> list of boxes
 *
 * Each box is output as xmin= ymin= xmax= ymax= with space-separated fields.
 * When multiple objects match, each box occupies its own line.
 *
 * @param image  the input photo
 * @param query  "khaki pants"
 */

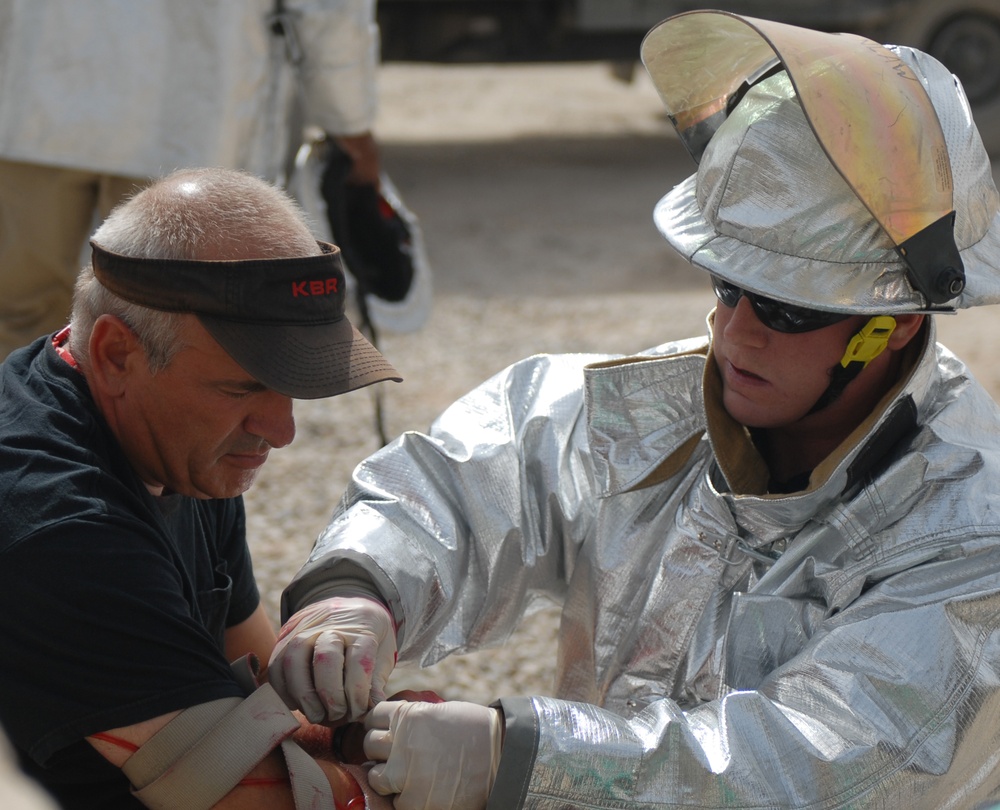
xmin=0 ymin=160 xmax=147 ymax=359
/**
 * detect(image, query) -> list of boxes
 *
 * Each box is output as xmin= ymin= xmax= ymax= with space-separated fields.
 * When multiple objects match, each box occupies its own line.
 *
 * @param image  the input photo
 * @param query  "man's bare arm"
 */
xmin=86 ymin=605 xmax=364 ymax=808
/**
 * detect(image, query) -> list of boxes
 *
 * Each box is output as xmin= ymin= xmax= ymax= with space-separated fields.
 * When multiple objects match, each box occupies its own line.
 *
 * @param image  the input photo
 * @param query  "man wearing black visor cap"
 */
xmin=0 ymin=167 xmax=400 ymax=808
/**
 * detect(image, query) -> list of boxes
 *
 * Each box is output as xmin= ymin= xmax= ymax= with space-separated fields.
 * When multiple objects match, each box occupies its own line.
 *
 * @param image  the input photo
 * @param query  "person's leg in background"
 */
xmin=96 ymin=173 xmax=144 ymax=227
xmin=0 ymin=160 xmax=144 ymax=359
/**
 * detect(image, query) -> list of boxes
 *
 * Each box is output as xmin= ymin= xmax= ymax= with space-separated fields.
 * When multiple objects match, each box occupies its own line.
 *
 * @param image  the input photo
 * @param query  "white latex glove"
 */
xmin=363 ymin=701 xmax=503 ymax=810
xmin=268 ymin=596 xmax=397 ymax=723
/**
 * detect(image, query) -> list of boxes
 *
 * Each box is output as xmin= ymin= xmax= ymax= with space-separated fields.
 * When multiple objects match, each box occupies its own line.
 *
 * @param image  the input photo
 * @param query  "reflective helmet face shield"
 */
xmin=641 ymin=11 xmax=965 ymax=308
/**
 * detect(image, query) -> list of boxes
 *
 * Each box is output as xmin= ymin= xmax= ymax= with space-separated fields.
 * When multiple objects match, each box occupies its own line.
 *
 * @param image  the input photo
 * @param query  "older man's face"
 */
xmin=118 ymin=316 xmax=296 ymax=499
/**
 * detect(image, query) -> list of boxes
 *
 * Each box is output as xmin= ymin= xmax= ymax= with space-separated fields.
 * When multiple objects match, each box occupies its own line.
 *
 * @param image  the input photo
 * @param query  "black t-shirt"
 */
xmin=0 ymin=337 xmax=261 ymax=808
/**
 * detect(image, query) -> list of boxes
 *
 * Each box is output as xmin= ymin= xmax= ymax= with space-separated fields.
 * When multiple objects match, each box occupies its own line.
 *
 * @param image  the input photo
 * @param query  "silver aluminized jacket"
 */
xmin=285 ymin=317 xmax=1000 ymax=808
xmin=0 ymin=0 xmax=377 ymax=180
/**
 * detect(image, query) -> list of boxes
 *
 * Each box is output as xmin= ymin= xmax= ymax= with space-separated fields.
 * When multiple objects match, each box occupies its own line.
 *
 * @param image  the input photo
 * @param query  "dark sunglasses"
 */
xmin=710 ymin=275 xmax=852 ymax=333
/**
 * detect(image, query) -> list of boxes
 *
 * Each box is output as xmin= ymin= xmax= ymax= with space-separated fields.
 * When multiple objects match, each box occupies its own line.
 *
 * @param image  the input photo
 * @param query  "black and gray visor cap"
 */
xmin=90 ymin=240 xmax=401 ymax=399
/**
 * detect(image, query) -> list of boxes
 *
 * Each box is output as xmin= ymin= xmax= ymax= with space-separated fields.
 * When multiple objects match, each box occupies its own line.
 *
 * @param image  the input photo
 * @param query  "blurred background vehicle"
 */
xmin=376 ymin=0 xmax=1000 ymax=153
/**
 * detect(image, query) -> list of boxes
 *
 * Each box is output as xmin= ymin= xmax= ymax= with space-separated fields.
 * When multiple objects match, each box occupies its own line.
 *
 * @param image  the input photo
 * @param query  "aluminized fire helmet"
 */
xmin=642 ymin=11 xmax=1000 ymax=315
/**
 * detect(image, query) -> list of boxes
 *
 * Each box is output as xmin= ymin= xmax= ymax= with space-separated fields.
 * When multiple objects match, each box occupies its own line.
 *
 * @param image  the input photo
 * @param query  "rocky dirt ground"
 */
xmin=244 ymin=62 xmax=1000 ymax=706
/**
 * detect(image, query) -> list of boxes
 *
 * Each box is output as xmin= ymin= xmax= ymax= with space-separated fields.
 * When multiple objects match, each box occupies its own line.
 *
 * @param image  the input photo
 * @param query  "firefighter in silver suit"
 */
xmin=271 ymin=12 xmax=1000 ymax=809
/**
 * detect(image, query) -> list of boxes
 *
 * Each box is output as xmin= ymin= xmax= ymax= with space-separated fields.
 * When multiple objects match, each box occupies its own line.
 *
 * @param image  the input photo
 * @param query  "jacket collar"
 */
xmin=584 ymin=338 xmax=709 ymax=497
xmin=585 ymin=320 xmax=935 ymax=503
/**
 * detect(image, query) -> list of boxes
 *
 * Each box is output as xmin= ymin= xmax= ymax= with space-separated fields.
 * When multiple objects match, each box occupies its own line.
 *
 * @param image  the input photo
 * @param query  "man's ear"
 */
xmin=87 ymin=315 xmax=144 ymax=398
xmin=887 ymin=314 xmax=926 ymax=350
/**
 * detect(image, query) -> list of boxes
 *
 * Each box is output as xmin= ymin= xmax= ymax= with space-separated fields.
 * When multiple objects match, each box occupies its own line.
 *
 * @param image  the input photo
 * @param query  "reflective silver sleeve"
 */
xmin=490 ymin=549 xmax=1000 ymax=809
xmin=284 ymin=352 xmax=608 ymax=660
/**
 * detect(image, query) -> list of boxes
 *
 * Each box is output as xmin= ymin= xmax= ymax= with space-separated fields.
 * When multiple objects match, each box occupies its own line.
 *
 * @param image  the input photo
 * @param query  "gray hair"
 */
xmin=70 ymin=167 xmax=320 ymax=372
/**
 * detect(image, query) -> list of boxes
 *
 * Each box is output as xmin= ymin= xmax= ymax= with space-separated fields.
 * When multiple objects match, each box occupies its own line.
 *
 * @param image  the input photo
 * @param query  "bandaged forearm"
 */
xmin=122 ymin=684 xmax=338 ymax=810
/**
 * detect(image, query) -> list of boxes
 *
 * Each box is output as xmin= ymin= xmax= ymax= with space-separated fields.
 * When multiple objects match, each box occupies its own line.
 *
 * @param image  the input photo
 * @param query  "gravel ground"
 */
xmin=244 ymin=62 xmax=1000 ymax=706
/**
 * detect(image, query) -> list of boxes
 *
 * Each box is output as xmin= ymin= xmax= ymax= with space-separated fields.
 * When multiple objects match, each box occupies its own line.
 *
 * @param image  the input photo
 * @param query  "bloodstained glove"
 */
xmin=268 ymin=596 xmax=397 ymax=723
xmin=363 ymin=700 xmax=503 ymax=810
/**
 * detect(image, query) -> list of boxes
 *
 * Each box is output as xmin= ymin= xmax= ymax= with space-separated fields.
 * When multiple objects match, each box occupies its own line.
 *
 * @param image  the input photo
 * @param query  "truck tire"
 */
xmin=885 ymin=0 xmax=1000 ymax=155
